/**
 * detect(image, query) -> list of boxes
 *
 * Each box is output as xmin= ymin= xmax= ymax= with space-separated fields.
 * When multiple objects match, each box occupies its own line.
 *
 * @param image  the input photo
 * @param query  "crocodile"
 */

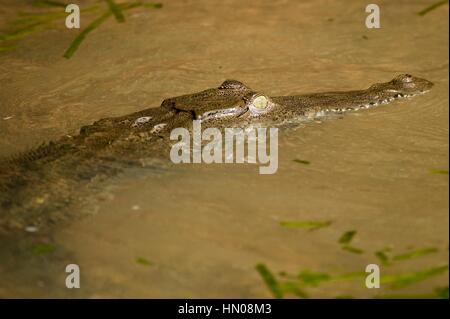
xmin=0 ymin=74 xmax=433 ymax=234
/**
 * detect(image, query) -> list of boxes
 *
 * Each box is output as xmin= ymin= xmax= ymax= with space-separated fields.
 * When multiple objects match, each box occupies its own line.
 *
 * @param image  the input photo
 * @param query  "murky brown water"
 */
xmin=0 ymin=0 xmax=448 ymax=298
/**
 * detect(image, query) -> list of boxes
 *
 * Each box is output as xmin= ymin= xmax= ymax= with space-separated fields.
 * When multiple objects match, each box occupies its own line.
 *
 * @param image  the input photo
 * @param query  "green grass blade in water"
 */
xmin=0 ymin=22 xmax=44 ymax=42
xmin=339 ymin=230 xmax=357 ymax=245
xmin=255 ymin=263 xmax=283 ymax=299
xmin=63 ymin=2 xmax=146 ymax=58
xmin=434 ymin=286 xmax=449 ymax=299
xmin=375 ymin=250 xmax=390 ymax=265
xmin=298 ymin=270 xmax=331 ymax=287
xmin=279 ymin=220 xmax=332 ymax=230
xmin=143 ymin=3 xmax=163 ymax=9
xmin=418 ymin=0 xmax=448 ymax=16
xmin=393 ymin=248 xmax=438 ymax=261
xmin=33 ymin=0 xmax=67 ymax=8
xmin=105 ymin=0 xmax=125 ymax=23
xmin=333 ymin=271 xmax=366 ymax=282
xmin=381 ymin=265 xmax=448 ymax=289
xmin=341 ymin=245 xmax=364 ymax=254
xmin=0 ymin=45 xmax=17 ymax=53
xmin=32 ymin=243 xmax=56 ymax=254
xmin=430 ymin=169 xmax=449 ymax=175
xmin=279 ymin=281 xmax=309 ymax=298
xmin=374 ymin=293 xmax=437 ymax=299
xmin=293 ymin=159 xmax=310 ymax=165
xmin=135 ymin=257 xmax=153 ymax=266
xmin=63 ymin=11 xmax=112 ymax=59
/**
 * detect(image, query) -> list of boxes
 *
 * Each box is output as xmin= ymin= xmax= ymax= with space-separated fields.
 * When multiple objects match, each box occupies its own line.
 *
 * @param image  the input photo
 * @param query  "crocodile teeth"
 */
xmin=132 ymin=116 xmax=152 ymax=127
xmin=151 ymin=123 xmax=167 ymax=133
xmin=315 ymin=111 xmax=326 ymax=117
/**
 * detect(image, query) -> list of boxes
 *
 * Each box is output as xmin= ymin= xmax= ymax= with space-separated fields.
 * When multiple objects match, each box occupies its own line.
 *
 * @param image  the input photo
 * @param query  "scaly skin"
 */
xmin=0 ymin=74 xmax=433 ymax=234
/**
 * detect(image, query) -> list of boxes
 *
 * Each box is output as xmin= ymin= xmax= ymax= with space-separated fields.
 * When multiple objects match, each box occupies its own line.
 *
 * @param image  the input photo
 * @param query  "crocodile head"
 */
xmin=366 ymin=74 xmax=434 ymax=98
xmin=159 ymin=74 xmax=433 ymax=128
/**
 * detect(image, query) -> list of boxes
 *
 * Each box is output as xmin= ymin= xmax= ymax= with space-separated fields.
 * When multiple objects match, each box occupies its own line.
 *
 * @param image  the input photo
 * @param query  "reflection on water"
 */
xmin=0 ymin=0 xmax=448 ymax=298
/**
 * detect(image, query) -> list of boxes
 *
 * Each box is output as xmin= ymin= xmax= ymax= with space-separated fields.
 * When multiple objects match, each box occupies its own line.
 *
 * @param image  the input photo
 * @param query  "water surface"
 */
xmin=0 ymin=0 xmax=448 ymax=298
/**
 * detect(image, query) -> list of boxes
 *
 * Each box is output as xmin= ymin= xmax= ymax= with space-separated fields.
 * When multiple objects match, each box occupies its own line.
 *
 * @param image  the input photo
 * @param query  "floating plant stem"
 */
xmin=1 ymin=1 xmax=162 ymax=56
xmin=293 ymin=159 xmax=310 ymax=165
xmin=63 ymin=1 xmax=157 ymax=59
xmin=135 ymin=257 xmax=153 ymax=266
xmin=339 ymin=230 xmax=357 ymax=244
xmin=143 ymin=3 xmax=163 ymax=9
xmin=418 ymin=0 xmax=448 ymax=16
xmin=430 ymin=169 xmax=449 ymax=175
xmin=298 ymin=270 xmax=331 ymax=287
xmin=374 ymin=293 xmax=437 ymax=299
xmin=0 ymin=21 xmax=45 ymax=42
xmin=341 ymin=245 xmax=364 ymax=254
xmin=255 ymin=263 xmax=284 ymax=299
xmin=105 ymin=0 xmax=125 ymax=23
xmin=279 ymin=281 xmax=308 ymax=298
xmin=33 ymin=0 xmax=67 ymax=8
xmin=375 ymin=250 xmax=390 ymax=265
xmin=434 ymin=286 xmax=449 ymax=299
xmin=257 ymin=263 xmax=448 ymax=298
xmin=392 ymin=247 xmax=438 ymax=261
xmin=338 ymin=230 xmax=365 ymax=254
xmin=63 ymin=10 xmax=112 ymax=59
xmin=279 ymin=220 xmax=332 ymax=231
xmin=381 ymin=265 xmax=448 ymax=289
xmin=1 ymin=5 xmax=101 ymax=51
xmin=32 ymin=243 xmax=56 ymax=254
xmin=18 ymin=5 xmax=99 ymax=19
xmin=0 ymin=45 xmax=17 ymax=53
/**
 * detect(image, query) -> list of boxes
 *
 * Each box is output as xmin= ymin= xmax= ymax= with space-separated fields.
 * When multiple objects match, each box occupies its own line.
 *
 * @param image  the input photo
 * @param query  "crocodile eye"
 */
xmin=248 ymin=94 xmax=271 ymax=115
xmin=252 ymin=96 xmax=268 ymax=109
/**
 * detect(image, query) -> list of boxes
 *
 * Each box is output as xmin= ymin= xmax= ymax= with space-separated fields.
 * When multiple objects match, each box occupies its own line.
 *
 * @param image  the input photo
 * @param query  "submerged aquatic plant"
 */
xmin=375 ymin=248 xmax=391 ymax=265
xmin=293 ymin=159 xmax=311 ymax=165
xmin=0 ymin=0 xmax=163 ymax=57
xmin=338 ymin=230 xmax=364 ymax=254
xmin=381 ymin=265 xmax=448 ymax=289
xmin=0 ymin=1 xmax=99 ymax=52
xmin=32 ymin=243 xmax=56 ymax=254
xmin=338 ymin=230 xmax=357 ymax=244
xmin=374 ymin=285 xmax=449 ymax=299
xmin=65 ymin=1 xmax=162 ymax=58
xmin=255 ymin=263 xmax=284 ymax=299
xmin=256 ymin=263 xmax=449 ymax=299
xmin=279 ymin=220 xmax=332 ymax=231
xmin=264 ymin=221 xmax=447 ymax=298
xmin=418 ymin=0 xmax=449 ymax=16
xmin=105 ymin=0 xmax=126 ymax=23
xmin=33 ymin=1 xmax=67 ymax=8
xmin=135 ymin=256 xmax=153 ymax=266
xmin=392 ymin=247 xmax=438 ymax=261
xmin=430 ymin=169 xmax=449 ymax=175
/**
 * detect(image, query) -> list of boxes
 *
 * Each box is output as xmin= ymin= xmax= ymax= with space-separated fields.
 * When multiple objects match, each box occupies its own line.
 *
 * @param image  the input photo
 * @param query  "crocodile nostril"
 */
xmin=403 ymin=75 xmax=413 ymax=83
